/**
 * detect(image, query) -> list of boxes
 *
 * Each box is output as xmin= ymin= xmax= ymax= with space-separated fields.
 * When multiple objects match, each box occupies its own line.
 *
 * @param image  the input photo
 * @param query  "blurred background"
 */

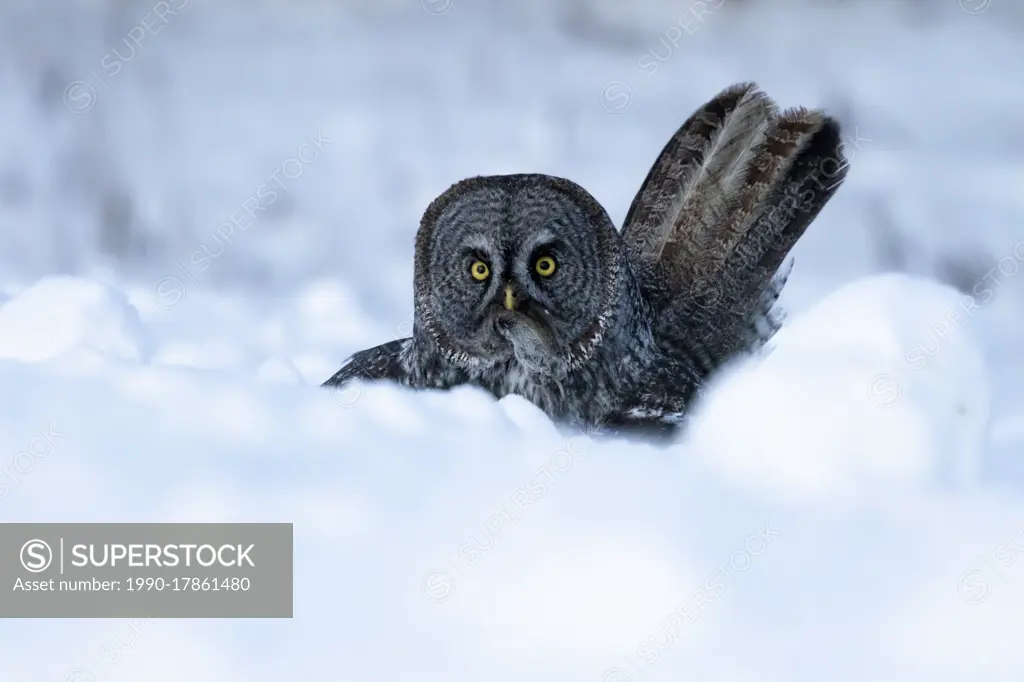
xmin=0 ymin=0 xmax=1022 ymax=459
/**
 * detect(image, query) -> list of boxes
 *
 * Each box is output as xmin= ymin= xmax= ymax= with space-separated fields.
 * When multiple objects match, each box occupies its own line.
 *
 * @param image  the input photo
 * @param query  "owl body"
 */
xmin=325 ymin=83 xmax=849 ymax=441
xmin=335 ymin=317 xmax=701 ymax=438
xmin=332 ymin=174 xmax=703 ymax=435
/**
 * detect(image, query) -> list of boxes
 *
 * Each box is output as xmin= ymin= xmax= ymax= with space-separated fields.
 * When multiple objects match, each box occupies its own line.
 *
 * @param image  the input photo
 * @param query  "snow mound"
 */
xmin=0 ymin=275 xmax=149 ymax=366
xmin=688 ymin=273 xmax=990 ymax=503
xmin=0 ymin=273 xmax=1020 ymax=682
xmin=151 ymin=339 xmax=254 ymax=373
xmin=255 ymin=355 xmax=307 ymax=384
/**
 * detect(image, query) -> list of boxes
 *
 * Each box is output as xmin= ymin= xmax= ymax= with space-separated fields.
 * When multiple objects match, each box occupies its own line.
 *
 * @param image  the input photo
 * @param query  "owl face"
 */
xmin=415 ymin=175 xmax=622 ymax=374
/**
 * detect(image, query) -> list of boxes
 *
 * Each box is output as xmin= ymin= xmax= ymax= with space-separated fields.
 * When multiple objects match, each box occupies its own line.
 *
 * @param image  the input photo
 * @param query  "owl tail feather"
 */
xmin=622 ymin=82 xmax=849 ymax=376
xmin=621 ymin=81 xmax=776 ymax=277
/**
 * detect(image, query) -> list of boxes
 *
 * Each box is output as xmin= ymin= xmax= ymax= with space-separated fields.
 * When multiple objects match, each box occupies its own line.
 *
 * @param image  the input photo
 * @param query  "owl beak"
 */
xmin=503 ymin=284 xmax=517 ymax=311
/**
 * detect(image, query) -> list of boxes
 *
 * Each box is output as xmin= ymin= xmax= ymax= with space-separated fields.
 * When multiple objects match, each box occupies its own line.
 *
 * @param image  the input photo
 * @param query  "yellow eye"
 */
xmin=535 ymin=256 xmax=557 ymax=277
xmin=470 ymin=260 xmax=490 ymax=281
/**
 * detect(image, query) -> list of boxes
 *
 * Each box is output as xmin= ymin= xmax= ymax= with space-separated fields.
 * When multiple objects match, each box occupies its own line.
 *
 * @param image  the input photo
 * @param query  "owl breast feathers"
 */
xmin=324 ymin=82 xmax=849 ymax=441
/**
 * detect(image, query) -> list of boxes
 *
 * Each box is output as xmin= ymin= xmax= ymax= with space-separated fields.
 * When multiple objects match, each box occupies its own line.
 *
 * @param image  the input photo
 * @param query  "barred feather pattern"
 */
xmin=623 ymin=84 xmax=848 ymax=381
xmin=622 ymin=82 xmax=776 ymax=291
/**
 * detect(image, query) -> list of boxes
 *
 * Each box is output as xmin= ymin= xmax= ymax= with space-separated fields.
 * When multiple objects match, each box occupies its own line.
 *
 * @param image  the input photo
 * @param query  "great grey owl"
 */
xmin=323 ymin=82 xmax=849 ymax=439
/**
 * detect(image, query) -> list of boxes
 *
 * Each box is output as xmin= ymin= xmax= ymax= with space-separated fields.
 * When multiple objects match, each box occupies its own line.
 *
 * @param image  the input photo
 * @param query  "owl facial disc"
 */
xmin=414 ymin=173 xmax=622 ymax=376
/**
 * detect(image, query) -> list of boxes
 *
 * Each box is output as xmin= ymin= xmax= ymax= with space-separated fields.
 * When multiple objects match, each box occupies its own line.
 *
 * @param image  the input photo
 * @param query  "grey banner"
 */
xmin=0 ymin=523 xmax=292 ymax=618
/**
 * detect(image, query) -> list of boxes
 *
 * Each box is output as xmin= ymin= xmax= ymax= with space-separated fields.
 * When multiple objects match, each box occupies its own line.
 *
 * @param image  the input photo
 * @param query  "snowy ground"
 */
xmin=1 ymin=1 xmax=1023 ymax=681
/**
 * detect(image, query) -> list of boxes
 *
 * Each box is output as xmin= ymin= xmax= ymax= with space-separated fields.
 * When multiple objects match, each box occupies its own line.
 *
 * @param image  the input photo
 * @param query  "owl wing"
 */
xmin=621 ymin=82 xmax=848 ymax=372
xmin=321 ymin=338 xmax=415 ymax=388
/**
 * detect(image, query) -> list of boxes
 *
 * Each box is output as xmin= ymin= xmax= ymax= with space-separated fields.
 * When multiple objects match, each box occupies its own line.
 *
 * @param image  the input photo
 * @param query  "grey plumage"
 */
xmin=324 ymin=82 xmax=849 ymax=441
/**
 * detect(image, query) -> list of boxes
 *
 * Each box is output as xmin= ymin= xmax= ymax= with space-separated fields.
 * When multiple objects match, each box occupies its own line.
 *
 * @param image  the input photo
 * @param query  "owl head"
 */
xmin=413 ymin=174 xmax=626 ymax=376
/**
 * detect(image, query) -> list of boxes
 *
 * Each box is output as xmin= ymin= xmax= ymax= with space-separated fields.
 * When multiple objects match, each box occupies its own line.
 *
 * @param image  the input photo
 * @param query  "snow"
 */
xmin=0 ymin=275 xmax=148 ymax=365
xmin=1 ymin=1 xmax=1023 ymax=680
xmin=0 ymin=269 xmax=1018 ymax=681
xmin=688 ymin=273 xmax=991 ymax=504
